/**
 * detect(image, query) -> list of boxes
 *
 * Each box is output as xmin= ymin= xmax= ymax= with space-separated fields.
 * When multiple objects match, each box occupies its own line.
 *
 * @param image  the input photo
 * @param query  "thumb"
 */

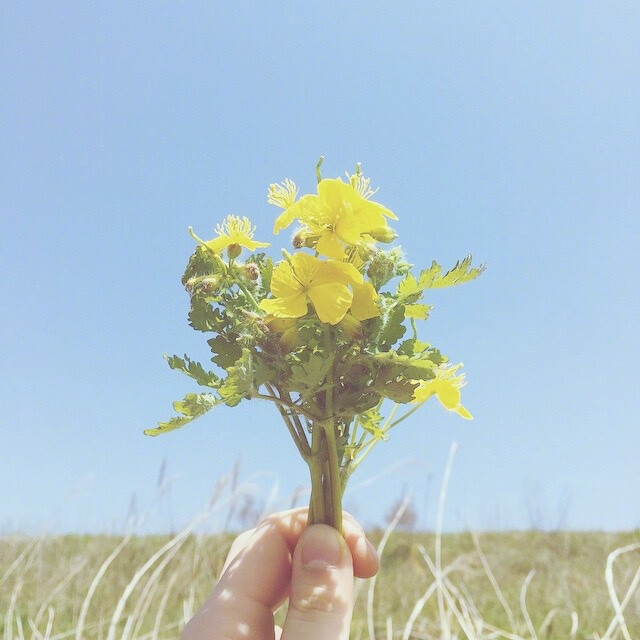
xmin=281 ymin=524 xmax=354 ymax=640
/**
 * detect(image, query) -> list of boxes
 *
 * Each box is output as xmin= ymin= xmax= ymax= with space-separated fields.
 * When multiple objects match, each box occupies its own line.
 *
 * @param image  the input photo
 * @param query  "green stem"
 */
xmin=264 ymin=386 xmax=310 ymax=459
xmin=322 ymin=419 xmax=343 ymax=533
xmin=386 ymin=400 xmax=426 ymax=431
xmin=308 ymin=423 xmax=326 ymax=525
xmin=235 ymin=278 xmax=261 ymax=312
xmin=252 ymin=392 xmax=319 ymax=423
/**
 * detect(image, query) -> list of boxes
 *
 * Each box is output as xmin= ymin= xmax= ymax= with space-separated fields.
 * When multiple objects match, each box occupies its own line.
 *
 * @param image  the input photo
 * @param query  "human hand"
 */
xmin=181 ymin=508 xmax=379 ymax=640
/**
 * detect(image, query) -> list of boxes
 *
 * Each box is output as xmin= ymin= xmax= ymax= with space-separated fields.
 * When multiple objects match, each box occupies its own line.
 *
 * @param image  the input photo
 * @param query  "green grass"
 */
xmin=2 ymin=527 xmax=638 ymax=639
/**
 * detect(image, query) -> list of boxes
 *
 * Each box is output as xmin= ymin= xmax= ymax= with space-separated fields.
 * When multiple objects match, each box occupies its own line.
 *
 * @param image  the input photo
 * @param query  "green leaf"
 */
xmin=404 ymin=303 xmax=432 ymax=319
xmin=373 ymin=376 xmax=419 ymax=404
xmin=394 ymin=256 xmax=484 ymax=309
xmin=397 ymin=338 xmax=426 ymax=356
xmin=145 ymin=393 xmax=219 ymax=436
xmin=182 ymin=246 xmax=222 ymax=287
xmin=373 ymin=351 xmax=437 ymax=382
xmin=188 ymin=298 xmax=225 ymax=333
xmin=208 ymin=335 xmax=243 ymax=368
xmin=396 ymin=273 xmax=423 ymax=304
xmin=417 ymin=255 xmax=486 ymax=290
xmin=218 ymin=348 xmax=254 ymax=407
xmin=359 ymin=407 xmax=388 ymax=442
xmin=289 ymin=352 xmax=327 ymax=393
xmin=378 ymin=303 xmax=406 ymax=352
xmin=165 ymin=354 xmax=220 ymax=388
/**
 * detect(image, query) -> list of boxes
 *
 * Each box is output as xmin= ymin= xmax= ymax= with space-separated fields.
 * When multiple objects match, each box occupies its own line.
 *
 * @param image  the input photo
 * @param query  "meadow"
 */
xmin=2 ymin=480 xmax=638 ymax=640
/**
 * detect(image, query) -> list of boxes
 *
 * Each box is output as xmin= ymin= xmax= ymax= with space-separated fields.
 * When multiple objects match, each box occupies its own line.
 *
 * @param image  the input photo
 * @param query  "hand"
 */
xmin=181 ymin=508 xmax=379 ymax=640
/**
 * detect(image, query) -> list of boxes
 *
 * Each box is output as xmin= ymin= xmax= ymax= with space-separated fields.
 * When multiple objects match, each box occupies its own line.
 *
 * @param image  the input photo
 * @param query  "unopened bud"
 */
xmin=292 ymin=229 xmax=307 ymax=249
xmin=242 ymin=263 xmax=260 ymax=280
xmin=227 ymin=243 xmax=242 ymax=260
xmin=368 ymin=225 xmax=398 ymax=243
xmin=185 ymin=275 xmax=221 ymax=295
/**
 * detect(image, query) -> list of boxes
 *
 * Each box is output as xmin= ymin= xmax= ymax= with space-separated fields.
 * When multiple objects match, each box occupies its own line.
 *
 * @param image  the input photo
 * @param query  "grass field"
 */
xmin=2 ymin=523 xmax=638 ymax=639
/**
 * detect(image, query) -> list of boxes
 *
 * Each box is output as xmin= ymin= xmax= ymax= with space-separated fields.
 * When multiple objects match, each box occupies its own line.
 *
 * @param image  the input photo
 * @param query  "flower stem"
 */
xmin=308 ymin=423 xmax=326 ymax=525
xmin=322 ymin=418 xmax=343 ymax=533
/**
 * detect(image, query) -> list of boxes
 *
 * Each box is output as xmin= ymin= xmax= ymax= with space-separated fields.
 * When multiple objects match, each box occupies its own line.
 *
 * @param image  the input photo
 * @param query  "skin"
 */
xmin=181 ymin=508 xmax=379 ymax=640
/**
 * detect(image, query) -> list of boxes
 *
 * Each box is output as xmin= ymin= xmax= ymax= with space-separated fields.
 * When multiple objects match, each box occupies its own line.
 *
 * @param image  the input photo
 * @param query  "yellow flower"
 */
xmin=259 ymin=252 xmax=363 ymax=325
xmin=412 ymin=364 xmax=473 ymax=420
xmin=272 ymin=178 xmax=397 ymax=260
xmin=193 ymin=216 xmax=270 ymax=256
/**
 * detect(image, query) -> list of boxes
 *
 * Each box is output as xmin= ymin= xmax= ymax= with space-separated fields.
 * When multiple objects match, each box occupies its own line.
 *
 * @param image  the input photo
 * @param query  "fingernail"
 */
xmin=301 ymin=525 xmax=343 ymax=570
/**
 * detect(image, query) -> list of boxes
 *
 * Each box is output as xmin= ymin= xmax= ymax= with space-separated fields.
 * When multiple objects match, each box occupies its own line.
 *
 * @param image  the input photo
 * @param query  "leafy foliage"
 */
xmin=165 ymin=354 xmax=220 ymax=388
xmin=145 ymin=393 xmax=219 ymax=436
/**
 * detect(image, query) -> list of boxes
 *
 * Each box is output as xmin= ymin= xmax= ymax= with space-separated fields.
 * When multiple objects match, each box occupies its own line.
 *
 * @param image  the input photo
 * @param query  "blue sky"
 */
xmin=1 ymin=1 xmax=638 ymax=533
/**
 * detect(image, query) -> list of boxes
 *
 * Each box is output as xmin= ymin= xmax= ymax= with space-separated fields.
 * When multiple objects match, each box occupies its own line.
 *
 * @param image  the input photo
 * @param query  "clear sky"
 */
xmin=1 ymin=2 xmax=638 ymax=534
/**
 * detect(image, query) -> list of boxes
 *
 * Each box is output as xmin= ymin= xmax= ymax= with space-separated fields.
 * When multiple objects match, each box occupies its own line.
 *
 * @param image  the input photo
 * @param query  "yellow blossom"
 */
xmin=272 ymin=178 xmax=397 ymax=260
xmin=191 ymin=216 xmax=270 ymax=256
xmin=412 ymin=364 xmax=473 ymax=420
xmin=259 ymin=252 xmax=363 ymax=325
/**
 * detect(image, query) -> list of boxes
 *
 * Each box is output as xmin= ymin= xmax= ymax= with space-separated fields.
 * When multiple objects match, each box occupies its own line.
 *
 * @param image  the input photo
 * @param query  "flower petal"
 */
xmin=433 ymin=381 xmax=462 ymax=411
xmin=312 ymin=260 xmax=363 ymax=287
xmin=316 ymin=232 xmax=347 ymax=259
xmin=205 ymin=236 xmax=231 ymax=253
xmin=270 ymin=260 xmax=303 ymax=298
xmin=317 ymin=178 xmax=354 ymax=210
xmin=259 ymin=294 xmax=308 ymax=319
xmin=241 ymin=238 xmax=271 ymax=250
xmin=350 ymin=281 xmax=380 ymax=320
xmin=273 ymin=195 xmax=319 ymax=234
xmin=307 ymin=282 xmax=352 ymax=324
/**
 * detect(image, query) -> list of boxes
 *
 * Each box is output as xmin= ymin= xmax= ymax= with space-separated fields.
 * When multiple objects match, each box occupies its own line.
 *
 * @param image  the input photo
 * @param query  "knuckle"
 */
xmin=290 ymin=583 xmax=343 ymax=615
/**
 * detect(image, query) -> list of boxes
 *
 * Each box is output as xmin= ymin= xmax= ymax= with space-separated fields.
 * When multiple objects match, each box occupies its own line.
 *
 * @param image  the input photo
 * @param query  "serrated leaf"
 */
xmin=378 ymin=304 xmax=406 ymax=352
xmin=181 ymin=246 xmax=222 ymax=286
xmin=145 ymin=392 xmax=219 ymax=436
xmin=188 ymin=297 xmax=225 ymax=333
xmin=290 ymin=352 xmax=327 ymax=392
xmin=374 ymin=351 xmax=437 ymax=382
xmin=218 ymin=348 xmax=253 ymax=407
xmin=395 ymin=257 xmax=484 ymax=309
xmin=396 ymin=273 xmax=423 ymax=304
xmin=418 ymin=255 xmax=486 ymax=289
xmin=398 ymin=338 xmax=425 ymax=356
xmin=208 ymin=335 xmax=243 ymax=368
xmin=165 ymin=354 xmax=220 ymax=388
xmin=404 ymin=303 xmax=432 ymax=319
xmin=359 ymin=407 xmax=388 ymax=441
xmin=373 ymin=377 xmax=419 ymax=404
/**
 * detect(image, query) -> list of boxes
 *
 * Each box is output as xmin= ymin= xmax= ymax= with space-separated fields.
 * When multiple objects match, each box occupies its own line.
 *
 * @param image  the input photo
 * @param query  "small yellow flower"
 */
xmin=412 ymin=364 xmax=473 ymax=420
xmin=193 ymin=216 xmax=270 ymax=256
xmin=272 ymin=178 xmax=397 ymax=260
xmin=259 ymin=252 xmax=363 ymax=325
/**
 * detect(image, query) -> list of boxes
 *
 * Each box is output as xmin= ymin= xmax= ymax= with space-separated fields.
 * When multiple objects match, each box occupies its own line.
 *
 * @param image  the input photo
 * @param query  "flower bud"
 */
xmin=227 ymin=243 xmax=242 ymax=260
xmin=242 ymin=263 xmax=260 ymax=280
xmin=368 ymin=225 xmax=398 ymax=243
xmin=185 ymin=275 xmax=222 ymax=296
xmin=292 ymin=229 xmax=307 ymax=249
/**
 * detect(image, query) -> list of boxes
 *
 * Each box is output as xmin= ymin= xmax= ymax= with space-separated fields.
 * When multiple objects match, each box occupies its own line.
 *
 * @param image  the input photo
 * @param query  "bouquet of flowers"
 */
xmin=146 ymin=159 xmax=484 ymax=533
